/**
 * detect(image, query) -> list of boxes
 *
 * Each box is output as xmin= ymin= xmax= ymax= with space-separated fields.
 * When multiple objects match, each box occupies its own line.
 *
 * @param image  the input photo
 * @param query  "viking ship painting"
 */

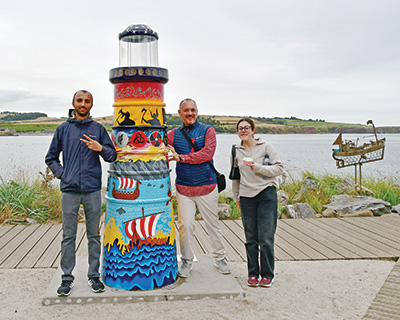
xmin=112 ymin=176 xmax=141 ymax=200
xmin=124 ymin=207 xmax=163 ymax=240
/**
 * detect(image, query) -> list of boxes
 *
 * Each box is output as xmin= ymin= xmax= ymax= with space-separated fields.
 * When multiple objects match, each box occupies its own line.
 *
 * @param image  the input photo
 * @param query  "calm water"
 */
xmin=1 ymin=133 xmax=399 ymax=189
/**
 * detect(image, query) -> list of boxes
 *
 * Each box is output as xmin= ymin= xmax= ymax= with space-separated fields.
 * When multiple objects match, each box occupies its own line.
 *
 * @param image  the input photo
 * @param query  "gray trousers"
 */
xmin=61 ymin=191 xmax=101 ymax=281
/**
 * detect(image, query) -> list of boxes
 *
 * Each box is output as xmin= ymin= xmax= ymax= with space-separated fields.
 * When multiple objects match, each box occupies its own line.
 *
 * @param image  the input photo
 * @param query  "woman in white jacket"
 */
xmin=231 ymin=118 xmax=284 ymax=287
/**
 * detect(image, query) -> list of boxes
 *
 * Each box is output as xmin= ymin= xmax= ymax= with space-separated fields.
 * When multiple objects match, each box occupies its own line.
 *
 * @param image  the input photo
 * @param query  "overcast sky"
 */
xmin=1 ymin=0 xmax=399 ymax=126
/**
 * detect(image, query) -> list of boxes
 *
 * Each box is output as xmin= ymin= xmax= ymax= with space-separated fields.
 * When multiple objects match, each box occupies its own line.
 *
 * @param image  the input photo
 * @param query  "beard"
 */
xmin=75 ymin=109 xmax=90 ymax=118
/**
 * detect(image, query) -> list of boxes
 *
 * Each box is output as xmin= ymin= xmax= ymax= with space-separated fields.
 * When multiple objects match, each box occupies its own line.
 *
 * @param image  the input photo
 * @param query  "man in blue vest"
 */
xmin=46 ymin=90 xmax=117 ymax=296
xmin=167 ymin=98 xmax=230 ymax=278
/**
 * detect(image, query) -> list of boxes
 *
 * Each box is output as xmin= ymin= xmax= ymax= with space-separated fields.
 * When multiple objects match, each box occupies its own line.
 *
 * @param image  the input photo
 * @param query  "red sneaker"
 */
xmin=247 ymin=277 xmax=259 ymax=287
xmin=259 ymin=277 xmax=274 ymax=287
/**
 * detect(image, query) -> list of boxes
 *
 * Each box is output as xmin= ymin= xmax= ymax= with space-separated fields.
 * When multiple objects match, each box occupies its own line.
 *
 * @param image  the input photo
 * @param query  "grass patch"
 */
xmin=279 ymin=172 xmax=400 ymax=214
xmin=0 ymin=168 xmax=62 ymax=224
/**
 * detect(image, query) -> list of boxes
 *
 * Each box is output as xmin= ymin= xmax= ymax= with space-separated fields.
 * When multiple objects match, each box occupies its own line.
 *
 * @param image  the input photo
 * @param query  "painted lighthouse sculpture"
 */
xmin=102 ymin=24 xmax=178 ymax=290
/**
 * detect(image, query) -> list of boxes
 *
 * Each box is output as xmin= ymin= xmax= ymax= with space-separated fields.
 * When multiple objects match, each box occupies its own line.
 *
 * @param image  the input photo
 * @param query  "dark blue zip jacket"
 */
xmin=45 ymin=116 xmax=116 ymax=193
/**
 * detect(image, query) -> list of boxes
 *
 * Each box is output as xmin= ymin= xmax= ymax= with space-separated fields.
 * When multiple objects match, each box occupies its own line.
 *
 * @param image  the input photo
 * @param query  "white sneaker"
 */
xmin=215 ymin=258 xmax=231 ymax=274
xmin=178 ymin=260 xmax=193 ymax=278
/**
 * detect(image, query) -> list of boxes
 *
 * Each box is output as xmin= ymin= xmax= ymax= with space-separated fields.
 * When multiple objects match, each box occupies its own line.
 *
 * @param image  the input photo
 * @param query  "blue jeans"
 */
xmin=61 ymin=191 xmax=102 ymax=281
xmin=240 ymin=186 xmax=277 ymax=280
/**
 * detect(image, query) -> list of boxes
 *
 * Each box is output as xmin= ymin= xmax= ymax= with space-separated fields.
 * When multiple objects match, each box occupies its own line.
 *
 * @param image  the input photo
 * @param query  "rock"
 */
xmin=337 ymin=177 xmax=373 ymax=195
xmin=321 ymin=208 xmax=337 ymax=218
xmin=393 ymin=180 xmax=400 ymax=188
xmin=392 ymin=204 xmax=400 ymax=213
xmin=26 ymin=217 xmax=38 ymax=224
xmin=293 ymin=176 xmax=318 ymax=202
xmin=218 ymin=203 xmax=231 ymax=219
xmin=315 ymin=213 xmax=323 ymax=218
xmin=301 ymin=176 xmax=317 ymax=192
xmin=277 ymin=190 xmax=289 ymax=206
xmin=337 ymin=209 xmax=374 ymax=217
xmin=286 ymin=203 xmax=317 ymax=219
xmin=337 ymin=177 xmax=355 ymax=193
xmin=323 ymin=195 xmax=391 ymax=216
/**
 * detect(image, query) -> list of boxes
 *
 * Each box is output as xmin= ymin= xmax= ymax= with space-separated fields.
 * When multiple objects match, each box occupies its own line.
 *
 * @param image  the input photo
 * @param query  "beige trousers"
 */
xmin=176 ymin=187 xmax=226 ymax=262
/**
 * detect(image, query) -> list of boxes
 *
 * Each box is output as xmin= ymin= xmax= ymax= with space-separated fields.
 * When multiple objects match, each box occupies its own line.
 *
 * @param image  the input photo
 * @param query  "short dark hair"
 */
xmin=236 ymin=117 xmax=256 ymax=131
xmin=72 ymin=90 xmax=93 ymax=103
xmin=179 ymin=98 xmax=197 ymax=109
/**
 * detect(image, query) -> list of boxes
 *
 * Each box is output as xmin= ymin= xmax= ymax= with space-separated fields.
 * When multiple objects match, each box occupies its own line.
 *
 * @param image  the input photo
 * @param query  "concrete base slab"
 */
xmin=42 ymin=255 xmax=245 ymax=306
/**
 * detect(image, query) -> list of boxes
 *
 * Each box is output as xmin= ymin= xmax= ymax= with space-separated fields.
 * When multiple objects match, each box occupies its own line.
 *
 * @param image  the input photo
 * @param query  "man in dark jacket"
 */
xmin=45 ymin=90 xmax=116 ymax=296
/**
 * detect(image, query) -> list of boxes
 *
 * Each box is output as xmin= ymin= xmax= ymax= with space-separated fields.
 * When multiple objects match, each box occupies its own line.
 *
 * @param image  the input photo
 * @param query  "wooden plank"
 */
xmin=276 ymin=224 xmax=325 ymax=260
xmin=278 ymin=220 xmax=329 ymax=260
xmin=274 ymin=228 xmax=312 ymax=260
xmin=0 ymin=225 xmax=26 ymax=250
xmin=289 ymin=219 xmax=360 ymax=259
xmin=280 ymin=220 xmax=343 ymax=259
xmin=194 ymin=220 xmax=215 ymax=255
xmin=326 ymin=218 xmax=400 ymax=256
xmin=0 ymin=225 xmax=40 ymax=266
xmin=17 ymin=223 xmax=61 ymax=269
xmin=305 ymin=218 xmax=378 ymax=258
xmin=221 ymin=221 xmax=247 ymax=261
xmin=369 ymin=215 xmax=400 ymax=229
xmin=196 ymin=220 xmax=240 ymax=262
xmin=314 ymin=218 xmax=397 ymax=258
xmin=218 ymin=221 xmax=246 ymax=262
xmin=343 ymin=217 xmax=400 ymax=245
xmin=0 ymin=224 xmax=52 ymax=269
xmin=34 ymin=225 xmax=63 ymax=268
xmin=0 ymin=225 xmax=15 ymax=238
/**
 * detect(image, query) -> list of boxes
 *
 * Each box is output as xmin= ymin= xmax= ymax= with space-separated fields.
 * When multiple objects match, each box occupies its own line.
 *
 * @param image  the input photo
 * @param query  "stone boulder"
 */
xmin=293 ymin=176 xmax=317 ymax=201
xmin=277 ymin=190 xmax=289 ymax=206
xmin=392 ymin=204 xmax=400 ymax=214
xmin=321 ymin=208 xmax=337 ymax=218
xmin=218 ymin=203 xmax=231 ymax=219
xmin=323 ymin=195 xmax=391 ymax=216
xmin=286 ymin=203 xmax=317 ymax=219
xmin=337 ymin=209 xmax=374 ymax=217
xmin=336 ymin=177 xmax=373 ymax=195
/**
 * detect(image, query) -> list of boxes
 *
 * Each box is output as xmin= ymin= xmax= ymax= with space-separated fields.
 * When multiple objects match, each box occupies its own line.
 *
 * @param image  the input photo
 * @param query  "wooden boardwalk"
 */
xmin=1 ymin=215 xmax=400 ymax=269
xmin=1 ymin=215 xmax=400 ymax=317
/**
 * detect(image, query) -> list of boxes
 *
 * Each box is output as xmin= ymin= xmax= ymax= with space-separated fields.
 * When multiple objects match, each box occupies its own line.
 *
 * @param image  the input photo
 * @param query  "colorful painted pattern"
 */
xmin=102 ymin=63 xmax=178 ymax=290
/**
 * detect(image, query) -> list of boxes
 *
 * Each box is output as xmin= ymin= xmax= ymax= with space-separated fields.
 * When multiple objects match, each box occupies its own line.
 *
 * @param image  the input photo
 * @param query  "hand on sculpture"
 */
xmin=167 ymin=145 xmax=180 ymax=162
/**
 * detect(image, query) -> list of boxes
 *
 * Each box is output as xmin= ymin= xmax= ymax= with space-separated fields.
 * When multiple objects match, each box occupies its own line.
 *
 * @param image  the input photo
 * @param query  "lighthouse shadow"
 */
xmin=42 ymin=255 xmax=244 ymax=306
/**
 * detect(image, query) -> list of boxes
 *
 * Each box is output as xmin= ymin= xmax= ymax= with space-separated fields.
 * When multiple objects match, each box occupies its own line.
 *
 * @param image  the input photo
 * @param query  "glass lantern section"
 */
xmin=119 ymin=35 xmax=159 ymax=67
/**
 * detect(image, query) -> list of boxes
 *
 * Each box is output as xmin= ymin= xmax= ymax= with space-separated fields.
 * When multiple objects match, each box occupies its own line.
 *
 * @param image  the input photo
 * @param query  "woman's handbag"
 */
xmin=229 ymin=144 xmax=241 ymax=180
xmin=179 ymin=127 xmax=226 ymax=193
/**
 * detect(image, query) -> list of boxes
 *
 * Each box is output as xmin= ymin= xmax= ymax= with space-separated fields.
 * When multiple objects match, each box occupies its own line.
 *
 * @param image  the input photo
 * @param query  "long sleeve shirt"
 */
xmin=232 ymin=139 xmax=283 ymax=202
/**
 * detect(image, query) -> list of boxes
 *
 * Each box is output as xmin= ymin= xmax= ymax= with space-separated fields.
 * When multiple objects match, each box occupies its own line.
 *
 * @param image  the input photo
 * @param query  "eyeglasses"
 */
xmin=238 ymin=125 xmax=251 ymax=132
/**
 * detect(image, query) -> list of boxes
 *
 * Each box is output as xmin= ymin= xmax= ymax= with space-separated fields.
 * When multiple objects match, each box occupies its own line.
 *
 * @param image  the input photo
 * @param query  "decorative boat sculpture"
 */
xmin=332 ymin=120 xmax=385 ymax=168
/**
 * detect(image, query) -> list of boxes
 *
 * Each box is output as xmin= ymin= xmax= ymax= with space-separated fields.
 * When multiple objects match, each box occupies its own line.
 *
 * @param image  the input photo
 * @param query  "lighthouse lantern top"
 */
xmin=119 ymin=24 xmax=159 ymax=67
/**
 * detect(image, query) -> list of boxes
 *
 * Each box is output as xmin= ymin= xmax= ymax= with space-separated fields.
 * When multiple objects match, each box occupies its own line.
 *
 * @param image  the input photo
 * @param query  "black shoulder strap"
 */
xmin=179 ymin=126 xmax=219 ymax=175
xmin=231 ymin=144 xmax=237 ymax=166
xmin=180 ymin=126 xmax=199 ymax=151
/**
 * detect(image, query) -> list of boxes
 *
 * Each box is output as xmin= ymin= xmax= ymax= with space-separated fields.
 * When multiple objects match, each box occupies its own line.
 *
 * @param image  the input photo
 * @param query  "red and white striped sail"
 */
xmin=118 ymin=177 xmax=136 ymax=190
xmin=124 ymin=213 xmax=161 ymax=240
